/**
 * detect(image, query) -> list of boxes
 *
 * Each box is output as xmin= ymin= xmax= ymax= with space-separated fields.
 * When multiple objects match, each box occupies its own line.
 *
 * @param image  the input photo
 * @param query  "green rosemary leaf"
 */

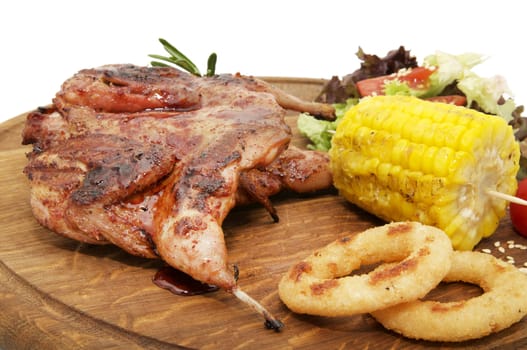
xmin=206 ymin=53 xmax=217 ymax=77
xmin=158 ymin=38 xmax=201 ymax=76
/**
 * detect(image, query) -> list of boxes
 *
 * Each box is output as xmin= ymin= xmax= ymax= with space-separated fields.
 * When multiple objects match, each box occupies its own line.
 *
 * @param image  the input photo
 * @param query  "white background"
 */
xmin=1 ymin=0 xmax=525 ymax=124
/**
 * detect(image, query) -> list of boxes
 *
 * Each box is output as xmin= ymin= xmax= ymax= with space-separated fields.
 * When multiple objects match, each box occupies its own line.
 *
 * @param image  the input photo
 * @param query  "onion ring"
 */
xmin=278 ymin=222 xmax=453 ymax=317
xmin=371 ymin=251 xmax=527 ymax=342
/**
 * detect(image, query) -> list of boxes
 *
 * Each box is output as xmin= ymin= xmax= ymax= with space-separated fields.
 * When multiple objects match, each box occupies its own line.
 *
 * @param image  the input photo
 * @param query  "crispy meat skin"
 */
xmin=22 ymin=64 xmax=334 ymax=292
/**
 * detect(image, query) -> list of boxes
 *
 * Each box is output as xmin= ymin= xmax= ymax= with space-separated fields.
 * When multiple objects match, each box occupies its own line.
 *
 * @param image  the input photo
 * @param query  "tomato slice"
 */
xmin=356 ymin=66 xmax=435 ymax=97
xmin=355 ymin=75 xmax=388 ymax=97
xmin=425 ymin=95 xmax=467 ymax=106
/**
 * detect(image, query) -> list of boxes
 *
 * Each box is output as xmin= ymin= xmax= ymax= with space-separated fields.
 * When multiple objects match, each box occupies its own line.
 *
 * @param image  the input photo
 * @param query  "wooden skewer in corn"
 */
xmin=487 ymin=189 xmax=527 ymax=206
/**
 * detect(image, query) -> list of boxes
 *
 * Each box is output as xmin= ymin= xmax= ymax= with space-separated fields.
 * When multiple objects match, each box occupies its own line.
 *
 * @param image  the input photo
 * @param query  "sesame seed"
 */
xmin=396 ymin=68 xmax=410 ymax=77
xmin=494 ymin=241 xmax=501 ymax=247
xmin=481 ymin=248 xmax=492 ymax=254
xmin=498 ymin=247 xmax=505 ymax=253
xmin=524 ymin=262 xmax=527 ymax=267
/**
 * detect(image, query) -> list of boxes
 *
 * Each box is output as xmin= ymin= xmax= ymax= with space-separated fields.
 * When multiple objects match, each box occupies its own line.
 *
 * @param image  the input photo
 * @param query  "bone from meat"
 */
xmin=22 ymin=64 xmax=334 ymax=329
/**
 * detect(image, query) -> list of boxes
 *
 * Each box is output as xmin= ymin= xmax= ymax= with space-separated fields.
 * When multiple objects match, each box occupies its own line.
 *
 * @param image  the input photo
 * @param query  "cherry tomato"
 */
xmin=425 ymin=95 xmax=467 ymax=106
xmin=356 ymin=67 xmax=435 ymax=97
xmin=510 ymin=178 xmax=527 ymax=237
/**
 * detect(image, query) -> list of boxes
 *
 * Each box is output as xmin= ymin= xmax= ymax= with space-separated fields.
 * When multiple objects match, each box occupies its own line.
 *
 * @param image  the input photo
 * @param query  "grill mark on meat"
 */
xmin=175 ymin=216 xmax=207 ymax=237
xmin=60 ymin=135 xmax=177 ymax=206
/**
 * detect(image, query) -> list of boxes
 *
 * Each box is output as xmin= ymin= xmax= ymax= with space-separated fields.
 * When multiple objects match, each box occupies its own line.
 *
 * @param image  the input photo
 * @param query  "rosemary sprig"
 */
xmin=149 ymin=38 xmax=217 ymax=77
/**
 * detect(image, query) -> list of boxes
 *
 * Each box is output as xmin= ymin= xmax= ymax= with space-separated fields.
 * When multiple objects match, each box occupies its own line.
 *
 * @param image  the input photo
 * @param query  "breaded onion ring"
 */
xmin=371 ymin=251 xmax=527 ymax=342
xmin=278 ymin=222 xmax=453 ymax=317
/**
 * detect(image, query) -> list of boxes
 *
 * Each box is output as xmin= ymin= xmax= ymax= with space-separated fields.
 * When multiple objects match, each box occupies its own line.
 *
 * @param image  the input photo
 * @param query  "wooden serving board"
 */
xmin=1 ymin=78 xmax=527 ymax=349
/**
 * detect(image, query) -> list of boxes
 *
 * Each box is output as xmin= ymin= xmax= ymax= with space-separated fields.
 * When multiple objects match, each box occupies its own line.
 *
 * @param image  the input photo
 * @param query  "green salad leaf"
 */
xmin=422 ymin=51 xmax=485 ymax=98
xmin=423 ymin=51 xmax=518 ymax=121
xmin=383 ymin=78 xmax=427 ymax=97
xmin=298 ymin=98 xmax=357 ymax=151
xmin=457 ymin=74 xmax=516 ymax=122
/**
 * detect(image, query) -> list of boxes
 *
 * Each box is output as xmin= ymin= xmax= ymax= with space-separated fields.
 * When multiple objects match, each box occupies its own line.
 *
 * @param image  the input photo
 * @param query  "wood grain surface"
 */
xmin=1 ymin=78 xmax=527 ymax=350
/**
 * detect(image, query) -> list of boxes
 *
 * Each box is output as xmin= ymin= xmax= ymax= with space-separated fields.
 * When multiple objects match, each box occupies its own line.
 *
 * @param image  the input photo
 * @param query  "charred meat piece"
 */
xmin=22 ymin=64 xmax=334 ymax=329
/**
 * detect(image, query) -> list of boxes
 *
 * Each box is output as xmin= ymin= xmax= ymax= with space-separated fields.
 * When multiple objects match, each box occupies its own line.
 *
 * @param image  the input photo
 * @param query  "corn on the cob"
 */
xmin=329 ymin=95 xmax=520 ymax=250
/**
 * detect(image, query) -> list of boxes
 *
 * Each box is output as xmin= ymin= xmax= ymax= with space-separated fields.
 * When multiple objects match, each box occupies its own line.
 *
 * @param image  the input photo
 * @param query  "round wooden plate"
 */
xmin=1 ymin=78 xmax=526 ymax=349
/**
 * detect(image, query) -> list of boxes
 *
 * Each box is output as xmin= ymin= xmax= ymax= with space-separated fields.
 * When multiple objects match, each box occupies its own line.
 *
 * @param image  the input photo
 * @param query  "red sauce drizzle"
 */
xmin=153 ymin=265 xmax=219 ymax=296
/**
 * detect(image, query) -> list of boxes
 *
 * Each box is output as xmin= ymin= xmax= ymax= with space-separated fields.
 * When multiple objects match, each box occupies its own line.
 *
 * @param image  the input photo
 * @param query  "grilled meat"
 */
xmin=22 ymin=64 xmax=334 ymax=328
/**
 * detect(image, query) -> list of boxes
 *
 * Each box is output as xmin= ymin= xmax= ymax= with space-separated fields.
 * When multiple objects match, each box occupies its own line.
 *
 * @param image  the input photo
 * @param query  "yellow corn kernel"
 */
xmin=329 ymin=95 xmax=520 ymax=250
